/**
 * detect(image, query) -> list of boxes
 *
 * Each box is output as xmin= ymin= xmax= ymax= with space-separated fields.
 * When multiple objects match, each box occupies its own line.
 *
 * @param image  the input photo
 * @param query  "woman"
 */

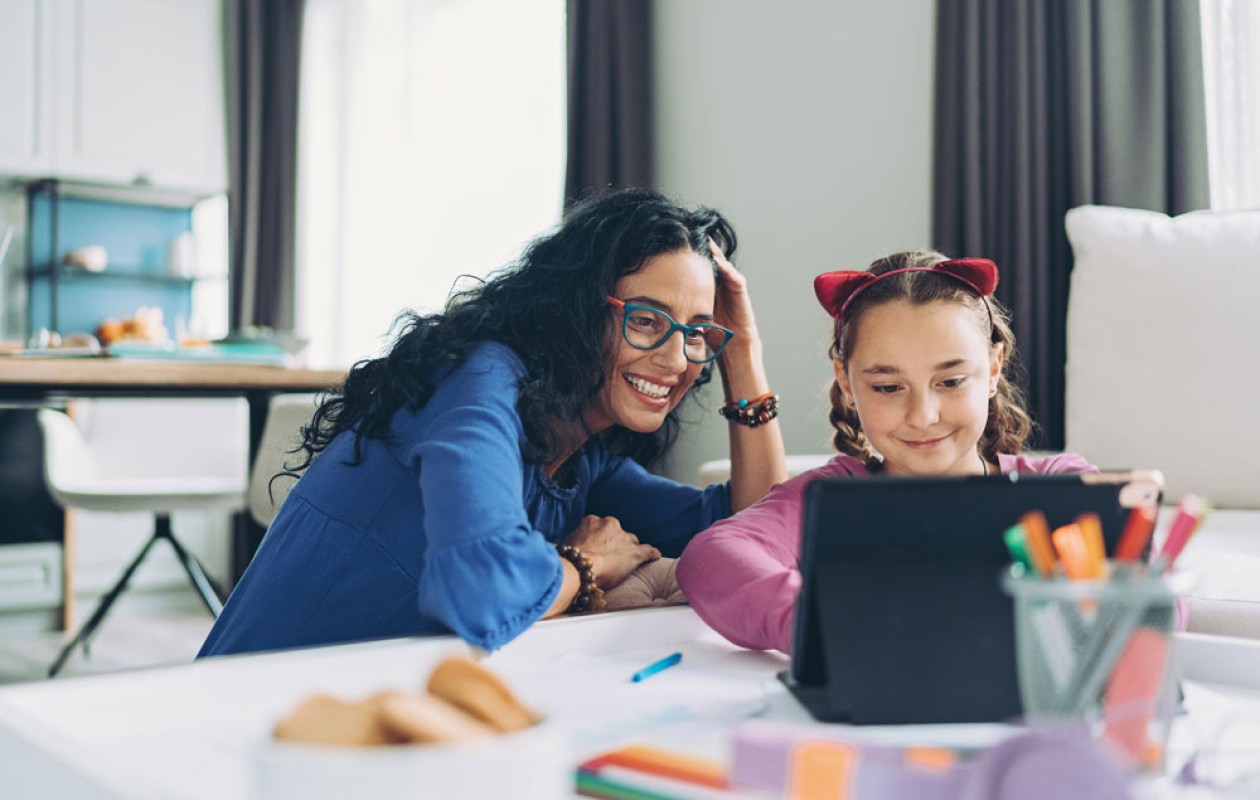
xmin=199 ymin=189 xmax=786 ymax=656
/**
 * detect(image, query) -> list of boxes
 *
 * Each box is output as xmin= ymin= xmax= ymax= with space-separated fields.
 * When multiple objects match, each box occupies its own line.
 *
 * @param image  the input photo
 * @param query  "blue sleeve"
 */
xmin=585 ymin=454 xmax=732 ymax=558
xmin=407 ymin=344 xmax=562 ymax=650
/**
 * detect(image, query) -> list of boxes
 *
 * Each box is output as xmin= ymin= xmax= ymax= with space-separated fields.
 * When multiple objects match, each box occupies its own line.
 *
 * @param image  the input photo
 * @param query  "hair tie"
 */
xmin=813 ymin=258 xmax=999 ymax=325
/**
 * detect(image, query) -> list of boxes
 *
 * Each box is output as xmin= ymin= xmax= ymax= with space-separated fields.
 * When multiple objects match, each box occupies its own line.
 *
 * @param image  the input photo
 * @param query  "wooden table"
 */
xmin=0 ymin=357 xmax=345 ymax=595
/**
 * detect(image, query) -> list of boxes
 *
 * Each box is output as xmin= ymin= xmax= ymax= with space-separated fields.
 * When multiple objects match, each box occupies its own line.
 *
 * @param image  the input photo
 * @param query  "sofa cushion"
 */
xmin=1065 ymin=205 xmax=1260 ymax=508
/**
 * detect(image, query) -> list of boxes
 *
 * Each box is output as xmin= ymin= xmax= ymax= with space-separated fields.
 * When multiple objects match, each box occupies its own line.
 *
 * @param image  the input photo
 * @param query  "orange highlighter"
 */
xmin=1051 ymin=524 xmax=1096 ymax=581
xmin=1019 ymin=511 xmax=1057 ymax=577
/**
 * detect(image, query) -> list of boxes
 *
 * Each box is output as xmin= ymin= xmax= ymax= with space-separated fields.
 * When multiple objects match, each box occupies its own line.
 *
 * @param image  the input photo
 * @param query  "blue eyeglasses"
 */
xmin=607 ymin=297 xmax=734 ymax=364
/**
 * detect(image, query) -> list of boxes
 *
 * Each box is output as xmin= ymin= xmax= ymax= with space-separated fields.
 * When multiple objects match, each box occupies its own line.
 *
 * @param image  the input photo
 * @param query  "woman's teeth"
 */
xmin=626 ymin=375 xmax=669 ymax=399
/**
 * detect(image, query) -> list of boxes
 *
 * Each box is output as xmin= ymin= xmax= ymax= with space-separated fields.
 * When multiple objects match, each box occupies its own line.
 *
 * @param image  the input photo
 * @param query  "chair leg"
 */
xmin=157 ymin=515 xmax=224 ymax=617
xmin=48 ymin=530 xmax=161 ymax=678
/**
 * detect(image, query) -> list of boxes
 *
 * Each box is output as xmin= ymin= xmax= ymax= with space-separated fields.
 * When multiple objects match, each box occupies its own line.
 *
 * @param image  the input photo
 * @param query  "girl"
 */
xmin=200 ymin=189 xmax=786 ymax=656
xmin=676 ymin=250 xmax=1095 ymax=654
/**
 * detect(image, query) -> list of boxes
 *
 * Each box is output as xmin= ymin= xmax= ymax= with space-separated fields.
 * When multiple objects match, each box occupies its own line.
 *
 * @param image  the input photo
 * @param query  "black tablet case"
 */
xmin=784 ymin=473 xmax=1136 ymax=725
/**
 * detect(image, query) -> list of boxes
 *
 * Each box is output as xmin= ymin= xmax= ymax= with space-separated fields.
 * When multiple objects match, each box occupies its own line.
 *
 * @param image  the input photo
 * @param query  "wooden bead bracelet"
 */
xmin=556 ymin=544 xmax=606 ymax=613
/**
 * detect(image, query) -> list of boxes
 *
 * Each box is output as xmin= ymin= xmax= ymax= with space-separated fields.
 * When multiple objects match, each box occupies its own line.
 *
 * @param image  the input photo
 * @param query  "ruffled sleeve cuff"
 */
xmin=417 ymin=529 xmax=562 ymax=651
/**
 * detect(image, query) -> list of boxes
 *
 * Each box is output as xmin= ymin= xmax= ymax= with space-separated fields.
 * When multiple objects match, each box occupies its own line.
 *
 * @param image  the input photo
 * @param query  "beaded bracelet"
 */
xmin=555 ymin=544 xmax=606 ymax=613
xmin=719 ymin=392 xmax=780 ymax=428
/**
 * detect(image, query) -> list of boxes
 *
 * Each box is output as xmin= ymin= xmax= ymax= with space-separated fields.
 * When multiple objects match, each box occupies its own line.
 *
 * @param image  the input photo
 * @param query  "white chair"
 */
xmin=248 ymin=394 xmax=319 ymax=527
xmin=38 ymin=399 xmax=248 ymax=677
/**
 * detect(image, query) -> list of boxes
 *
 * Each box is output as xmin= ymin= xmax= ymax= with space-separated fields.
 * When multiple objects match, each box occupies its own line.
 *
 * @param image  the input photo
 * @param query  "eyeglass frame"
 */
xmin=606 ymin=296 xmax=734 ymax=364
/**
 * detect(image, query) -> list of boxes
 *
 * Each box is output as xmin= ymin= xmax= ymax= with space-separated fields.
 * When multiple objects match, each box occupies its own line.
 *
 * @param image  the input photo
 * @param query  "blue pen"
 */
xmin=630 ymin=651 xmax=683 ymax=682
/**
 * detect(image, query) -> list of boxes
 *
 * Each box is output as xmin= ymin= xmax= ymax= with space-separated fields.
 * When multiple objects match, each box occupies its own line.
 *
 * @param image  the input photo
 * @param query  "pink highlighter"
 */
xmin=1101 ymin=628 xmax=1169 ymax=768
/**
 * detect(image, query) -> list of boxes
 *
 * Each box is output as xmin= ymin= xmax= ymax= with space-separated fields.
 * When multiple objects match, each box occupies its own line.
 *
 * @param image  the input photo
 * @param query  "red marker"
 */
xmin=1114 ymin=505 xmax=1157 ymax=563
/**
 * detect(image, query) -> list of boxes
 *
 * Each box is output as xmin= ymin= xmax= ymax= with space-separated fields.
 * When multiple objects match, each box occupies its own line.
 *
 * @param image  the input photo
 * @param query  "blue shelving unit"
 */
xmin=24 ymin=179 xmax=212 ymax=337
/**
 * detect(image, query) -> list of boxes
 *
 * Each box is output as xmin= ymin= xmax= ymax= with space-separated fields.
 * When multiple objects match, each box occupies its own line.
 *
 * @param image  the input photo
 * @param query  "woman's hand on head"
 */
xmin=563 ymin=515 xmax=660 ymax=590
xmin=709 ymin=239 xmax=759 ymax=349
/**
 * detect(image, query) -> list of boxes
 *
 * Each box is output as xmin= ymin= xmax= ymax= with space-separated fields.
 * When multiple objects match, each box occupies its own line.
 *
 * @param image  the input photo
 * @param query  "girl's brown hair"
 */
xmin=827 ymin=250 xmax=1033 ymax=470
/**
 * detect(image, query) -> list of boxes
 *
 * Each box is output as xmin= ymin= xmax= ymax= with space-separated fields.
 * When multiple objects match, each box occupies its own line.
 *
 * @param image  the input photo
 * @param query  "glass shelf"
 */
xmin=27 ymin=266 xmax=223 ymax=285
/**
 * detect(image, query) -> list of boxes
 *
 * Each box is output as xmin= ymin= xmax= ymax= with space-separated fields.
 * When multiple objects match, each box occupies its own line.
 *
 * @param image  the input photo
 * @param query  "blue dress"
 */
xmin=198 ymin=342 xmax=730 ymax=656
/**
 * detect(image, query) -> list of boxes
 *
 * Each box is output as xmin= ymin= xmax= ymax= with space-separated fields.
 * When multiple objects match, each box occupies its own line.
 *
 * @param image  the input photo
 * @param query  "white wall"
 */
xmin=652 ymin=0 xmax=938 ymax=484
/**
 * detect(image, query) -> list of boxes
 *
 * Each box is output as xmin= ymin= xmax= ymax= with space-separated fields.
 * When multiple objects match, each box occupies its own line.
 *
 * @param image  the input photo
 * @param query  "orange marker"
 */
xmin=1052 ymin=524 xmax=1094 ymax=581
xmin=580 ymin=745 xmax=729 ymax=789
xmin=1019 ymin=510 xmax=1057 ymax=577
xmin=1114 ymin=505 xmax=1157 ymax=563
xmin=1075 ymin=513 xmax=1107 ymax=578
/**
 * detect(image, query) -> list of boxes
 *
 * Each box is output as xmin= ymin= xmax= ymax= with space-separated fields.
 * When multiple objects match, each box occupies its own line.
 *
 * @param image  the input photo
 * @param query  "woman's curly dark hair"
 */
xmin=290 ymin=188 xmax=737 ymax=475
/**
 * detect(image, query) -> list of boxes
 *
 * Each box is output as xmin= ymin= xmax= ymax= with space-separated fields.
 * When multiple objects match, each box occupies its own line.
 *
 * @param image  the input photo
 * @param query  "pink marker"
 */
xmin=1101 ymin=628 xmax=1169 ymax=768
xmin=1154 ymin=495 xmax=1208 ymax=571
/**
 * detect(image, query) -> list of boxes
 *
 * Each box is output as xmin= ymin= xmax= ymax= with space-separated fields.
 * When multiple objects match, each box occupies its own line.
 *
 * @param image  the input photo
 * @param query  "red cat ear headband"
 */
xmin=813 ymin=257 xmax=1000 ymax=325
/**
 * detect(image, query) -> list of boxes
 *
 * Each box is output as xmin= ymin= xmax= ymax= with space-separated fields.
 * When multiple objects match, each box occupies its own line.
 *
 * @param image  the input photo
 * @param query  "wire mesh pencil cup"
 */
xmin=1003 ymin=566 xmax=1191 ymax=772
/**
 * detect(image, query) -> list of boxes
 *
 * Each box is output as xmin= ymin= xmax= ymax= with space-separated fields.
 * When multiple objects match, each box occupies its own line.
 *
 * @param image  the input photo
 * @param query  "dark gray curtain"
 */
xmin=225 ymin=0 xmax=306 ymax=331
xmin=933 ymin=0 xmax=1209 ymax=448
xmin=565 ymin=0 xmax=654 ymax=206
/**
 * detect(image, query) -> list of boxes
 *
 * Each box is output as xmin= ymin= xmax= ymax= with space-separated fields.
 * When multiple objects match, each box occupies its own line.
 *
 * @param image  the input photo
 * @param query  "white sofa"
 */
xmin=1065 ymin=204 xmax=1260 ymax=638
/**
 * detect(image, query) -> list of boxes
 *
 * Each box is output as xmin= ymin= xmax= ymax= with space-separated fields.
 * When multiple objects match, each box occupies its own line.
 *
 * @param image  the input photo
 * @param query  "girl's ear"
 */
xmin=989 ymin=342 xmax=1005 ymax=394
xmin=834 ymin=359 xmax=854 ymax=406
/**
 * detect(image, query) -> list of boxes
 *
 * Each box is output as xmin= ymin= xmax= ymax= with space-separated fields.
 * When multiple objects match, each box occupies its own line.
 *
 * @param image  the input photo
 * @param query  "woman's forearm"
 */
xmin=717 ymin=337 xmax=788 ymax=512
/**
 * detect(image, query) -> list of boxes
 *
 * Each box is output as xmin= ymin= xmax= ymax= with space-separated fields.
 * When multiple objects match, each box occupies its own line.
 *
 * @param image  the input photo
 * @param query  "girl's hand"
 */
xmin=709 ymin=239 xmax=758 ymax=348
xmin=563 ymin=515 xmax=660 ymax=589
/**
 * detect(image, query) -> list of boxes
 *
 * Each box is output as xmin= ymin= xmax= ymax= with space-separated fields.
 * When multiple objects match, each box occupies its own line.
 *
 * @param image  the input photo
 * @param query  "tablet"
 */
xmin=783 ymin=471 xmax=1161 ymax=725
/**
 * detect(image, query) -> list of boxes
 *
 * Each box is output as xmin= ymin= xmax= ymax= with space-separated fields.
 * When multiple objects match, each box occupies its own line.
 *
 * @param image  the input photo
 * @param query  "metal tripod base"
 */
xmin=48 ymin=514 xmax=223 ymax=678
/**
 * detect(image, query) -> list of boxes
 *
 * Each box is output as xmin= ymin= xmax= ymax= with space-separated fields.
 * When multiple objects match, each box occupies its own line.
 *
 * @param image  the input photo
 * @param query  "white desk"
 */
xmin=0 ymin=607 xmax=800 ymax=799
xmin=1 ymin=606 xmax=1254 ymax=799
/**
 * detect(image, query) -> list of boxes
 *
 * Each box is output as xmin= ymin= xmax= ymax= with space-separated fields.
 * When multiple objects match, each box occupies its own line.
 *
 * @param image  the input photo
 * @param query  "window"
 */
xmin=296 ymin=0 xmax=565 ymax=368
xmin=1201 ymin=0 xmax=1260 ymax=210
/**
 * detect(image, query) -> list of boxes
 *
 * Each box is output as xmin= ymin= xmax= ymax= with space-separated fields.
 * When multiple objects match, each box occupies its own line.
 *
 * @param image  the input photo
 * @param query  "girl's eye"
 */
xmin=871 ymin=384 xmax=901 ymax=395
xmin=939 ymin=376 xmax=968 ymax=390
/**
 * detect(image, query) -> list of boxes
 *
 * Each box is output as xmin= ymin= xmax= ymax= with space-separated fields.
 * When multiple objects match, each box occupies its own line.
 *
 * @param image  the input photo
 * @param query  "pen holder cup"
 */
xmin=1002 ymin=567 xmax=1190 ymax=773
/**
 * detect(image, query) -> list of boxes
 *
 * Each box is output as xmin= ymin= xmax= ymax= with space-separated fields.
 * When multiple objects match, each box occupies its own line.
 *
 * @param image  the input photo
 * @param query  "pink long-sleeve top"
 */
xmin=676 ymin=452 xmax=1099 ymax=654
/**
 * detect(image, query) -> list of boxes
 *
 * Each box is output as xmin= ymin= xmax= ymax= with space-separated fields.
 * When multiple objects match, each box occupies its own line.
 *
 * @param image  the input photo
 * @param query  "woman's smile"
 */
xmin=623 ymin=372 xmax=673 ymax=403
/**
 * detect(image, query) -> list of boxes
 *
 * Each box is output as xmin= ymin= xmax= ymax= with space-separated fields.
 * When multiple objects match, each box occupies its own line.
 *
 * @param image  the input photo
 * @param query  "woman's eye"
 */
xmin=628 ymin=313 xmax=663 ymax=332
xmin=939 ymin=376 xmax=968 ymax=390
xmin=684 ymin=326 xmax=710 ymax=342
xmin=871 ymin=384 xmax=901 ymax=395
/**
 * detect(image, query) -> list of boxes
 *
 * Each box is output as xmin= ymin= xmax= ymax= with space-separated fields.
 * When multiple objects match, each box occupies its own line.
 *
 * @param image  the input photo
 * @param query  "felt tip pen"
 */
xmin=1114 ymin=505 xmax=1158 ymax=563
xmin=630 ymin=652 xmax=683 ymax=682
xmin=1154 ymin=494 xmax=1209 ymax=572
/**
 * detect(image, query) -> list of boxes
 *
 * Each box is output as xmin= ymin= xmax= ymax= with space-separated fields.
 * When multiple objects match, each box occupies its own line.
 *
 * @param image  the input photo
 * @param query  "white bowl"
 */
xmin=255 ymin=721 xmax=568 ymax=800
xmin=64 ymin=245 xmax=108 ymax=272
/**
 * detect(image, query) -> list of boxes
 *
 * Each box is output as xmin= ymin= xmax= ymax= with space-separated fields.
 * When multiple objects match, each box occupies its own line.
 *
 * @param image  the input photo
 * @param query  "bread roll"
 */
xmin=426 ymin=657 xmax=538 ymax=733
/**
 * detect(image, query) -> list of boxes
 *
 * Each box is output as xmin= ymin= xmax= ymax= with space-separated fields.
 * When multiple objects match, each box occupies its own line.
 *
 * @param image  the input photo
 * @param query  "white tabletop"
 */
xmin=0 ymin=607 xmax=799 ymax=799
xmin=2 ymin=606 xmax=1256 ymax=799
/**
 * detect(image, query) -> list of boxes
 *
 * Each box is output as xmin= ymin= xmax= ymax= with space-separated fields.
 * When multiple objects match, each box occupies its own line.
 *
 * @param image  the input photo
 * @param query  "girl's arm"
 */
xmin=676 ymin=472 xmax=815 ymax=654
xmin=709 ymin=242 xmax=788 ymax=512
